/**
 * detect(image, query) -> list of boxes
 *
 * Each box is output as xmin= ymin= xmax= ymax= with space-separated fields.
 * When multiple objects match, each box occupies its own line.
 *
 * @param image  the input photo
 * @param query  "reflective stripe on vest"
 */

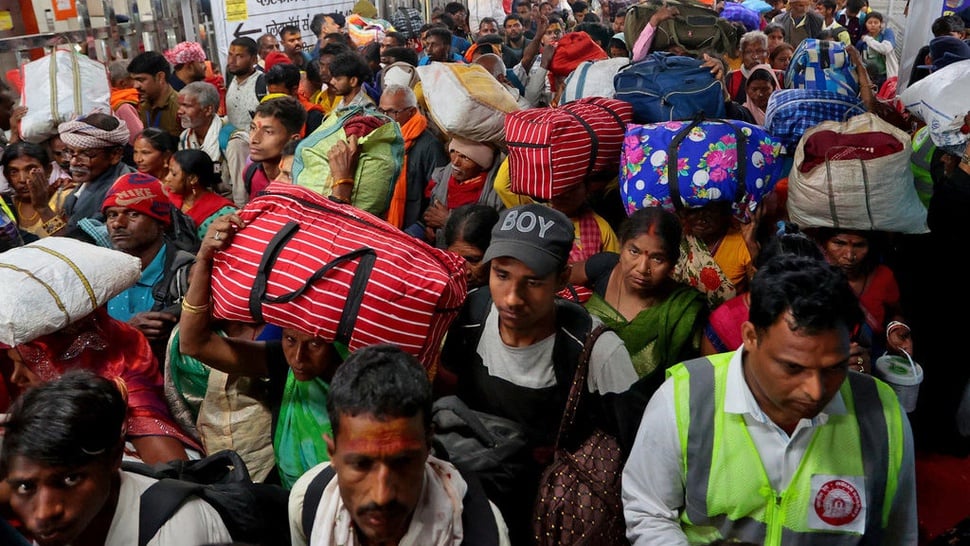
xmin=671 ymin=355 xmax=904 ymax=545
xmin=910 ymin=126 xmax=935 ymax=208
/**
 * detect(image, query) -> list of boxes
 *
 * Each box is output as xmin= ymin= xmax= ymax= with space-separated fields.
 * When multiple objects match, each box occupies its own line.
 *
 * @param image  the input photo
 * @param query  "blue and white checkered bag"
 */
xmin=764 ymin=88 xmax=865 ymax=153
xmin=786 ymin=39 xmax=861 ymax=98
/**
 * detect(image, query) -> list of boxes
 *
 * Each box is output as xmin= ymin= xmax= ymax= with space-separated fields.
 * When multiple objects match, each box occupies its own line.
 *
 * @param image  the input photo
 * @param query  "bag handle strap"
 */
xmin=666 ymin=116 xmax=747 ymax=210
xmin=552 ymin=323 xmax=610 ymax=450
xmin=138 ymin=479 xmax=206 ymax=546
xmin=560 ymin=108 xmax=599 ymax=179
xmin=249 ymin=221 xmax=377 ymax=345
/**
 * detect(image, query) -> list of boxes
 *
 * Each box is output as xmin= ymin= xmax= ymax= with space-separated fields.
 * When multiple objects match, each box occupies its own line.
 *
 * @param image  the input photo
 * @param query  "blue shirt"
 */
xmin=108 ymin=244 xmax=167 ymax=322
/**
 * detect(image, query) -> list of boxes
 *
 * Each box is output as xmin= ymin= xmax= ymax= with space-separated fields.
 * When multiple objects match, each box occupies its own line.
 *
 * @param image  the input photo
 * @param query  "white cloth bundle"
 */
xmin=0 ymin=237 xmax=141 ymax=346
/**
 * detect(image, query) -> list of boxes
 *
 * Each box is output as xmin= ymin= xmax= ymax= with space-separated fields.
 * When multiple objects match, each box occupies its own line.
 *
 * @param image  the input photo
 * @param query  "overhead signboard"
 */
xmin=210 ymin=0 xmax=356 ymax=71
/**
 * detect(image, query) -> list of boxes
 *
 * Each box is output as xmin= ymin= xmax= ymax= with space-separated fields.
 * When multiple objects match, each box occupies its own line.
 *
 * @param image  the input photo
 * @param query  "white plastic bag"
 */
xmin=788 ymin=113 xmax=928 ymax=234
xmin=19 ymin=48 xmax=111 ymax=144
xmin=0 ymin=237 xmax=141 ymax=346
xmin=900 ymin=58 xmax=970 ymax=149
xmin=417 ymin=63 xmax=521 ymax=143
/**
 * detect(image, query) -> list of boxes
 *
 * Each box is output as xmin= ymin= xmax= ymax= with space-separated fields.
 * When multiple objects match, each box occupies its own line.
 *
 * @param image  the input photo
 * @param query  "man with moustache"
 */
xmin=57 ymin=113 xmax=134 ymax=237
xmin=225 ymin=37 xmax=267 ymax=137
xmin=288 ymin=345 xmax=511 ymax=546
xmin=100 ymin=173 xmax=194 ymax=361
xmin=177 ymin=81 xmax=249 ymax=206
xmin=128 ymin=51 xmax=182 ymax=138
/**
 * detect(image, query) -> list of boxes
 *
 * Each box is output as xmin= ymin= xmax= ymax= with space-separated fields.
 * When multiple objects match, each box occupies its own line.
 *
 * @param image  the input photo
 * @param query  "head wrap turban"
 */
xmin=164 ymin=41 xmax=207 ymax=66
xmin=58 ymin=118 xmax=130 ymax=150
xmin=449 ymin=136 xmax=496 ymax=170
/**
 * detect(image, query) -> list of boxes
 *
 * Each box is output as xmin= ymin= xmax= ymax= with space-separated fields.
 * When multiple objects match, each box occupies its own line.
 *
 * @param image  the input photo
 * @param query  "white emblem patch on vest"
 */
xmin=808 ymin=474 xmax=867 ymax=533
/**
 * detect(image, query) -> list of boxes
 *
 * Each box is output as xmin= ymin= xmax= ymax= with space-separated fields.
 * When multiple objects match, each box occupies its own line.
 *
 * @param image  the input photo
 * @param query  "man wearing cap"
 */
xmin=128 ymin=51 xmax=182 ymax=138
xmin=102 ymin=172 xmax=195 ymax=360
xmin=420 ymin=136 xmax=504 ymax=245
xmin=166 ymin=41 xmax=208 ymax=92
xmin=58 ymin=113 xmax=135 ymax=237
xmin=439 ymin=203 xmax=638 ymax=542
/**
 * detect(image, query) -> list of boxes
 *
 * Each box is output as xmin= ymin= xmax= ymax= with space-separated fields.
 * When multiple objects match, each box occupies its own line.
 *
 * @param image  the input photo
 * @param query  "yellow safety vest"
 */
xmin=668 ymin=354 xmax=906 ymax=545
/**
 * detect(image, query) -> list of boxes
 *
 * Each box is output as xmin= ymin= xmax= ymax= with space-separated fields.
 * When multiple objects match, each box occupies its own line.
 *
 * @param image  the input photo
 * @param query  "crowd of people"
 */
xmin=0 ymin=0 xmax=969 ymax=544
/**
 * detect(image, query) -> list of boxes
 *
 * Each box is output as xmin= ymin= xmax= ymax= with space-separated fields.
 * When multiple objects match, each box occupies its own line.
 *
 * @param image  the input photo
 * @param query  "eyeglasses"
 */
xmin=65 ymin=148 xmax=107 ymax=162
xmin=377 ymin=106 xmax=413 ymax=116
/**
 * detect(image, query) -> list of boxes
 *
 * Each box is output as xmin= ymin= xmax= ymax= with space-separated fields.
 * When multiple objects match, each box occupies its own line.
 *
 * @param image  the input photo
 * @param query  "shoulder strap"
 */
xmin=550 ymin=299 xmax=595 ymax=391
xmin=151 ymin=246 xmax=195 ymax=310
xmin=255 ymin=73 xmax=268 ymax=102
xmin=454 ymin=461 xmax=501 ymax=546
xmin=244 ymin=162 xmax=260 ymax=195
xmin=553 ymin=324 xmax=610 ymax=450
xmin=138 ymin=479 xmax=206 ymax=546
xmin=301 ymin=465 xmax=336 ymax=544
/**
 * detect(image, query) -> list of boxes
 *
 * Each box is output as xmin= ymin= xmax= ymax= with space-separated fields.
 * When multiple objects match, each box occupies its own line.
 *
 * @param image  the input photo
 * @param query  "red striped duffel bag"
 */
xmin=210 ymin=182 xmax=467 ymax=373
xmin=505 ymin=97 xmax=633 ymax=200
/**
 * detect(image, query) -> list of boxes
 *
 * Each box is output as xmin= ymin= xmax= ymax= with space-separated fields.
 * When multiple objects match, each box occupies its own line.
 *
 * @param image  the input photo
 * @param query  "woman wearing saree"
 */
xmin=573 ymin=207 xmax=707 ymax=395
xmin=3 ymin=307 xmax=202 ymax=465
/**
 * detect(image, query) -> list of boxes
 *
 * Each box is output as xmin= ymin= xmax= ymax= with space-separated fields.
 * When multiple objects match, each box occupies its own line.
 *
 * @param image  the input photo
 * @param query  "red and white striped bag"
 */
xmin=505 ymin=97 xmax=633 ymax=200
xmin=210 ymin=182 xmax=467 ymax=372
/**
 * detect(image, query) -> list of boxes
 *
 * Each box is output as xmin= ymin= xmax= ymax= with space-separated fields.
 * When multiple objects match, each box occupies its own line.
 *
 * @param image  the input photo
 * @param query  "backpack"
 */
xmin=438 ymin=288 xmax=595 ymax=503
xmin=613 ymin=52 xmax=726 ymax=124
xmin=123 ymin=450 xmax=291 ymax=546
xmin=391 ymin=7 xmax=425 ymax=40
xmin=166 ymin=206 xmax=201 ymax=254
xmin=299 ymin=462 xmax=501 ymax=546
xmin=623 ymin=0 xmax=737 ymax=57
xmin=785 ymin=38 xmax=861 ymax=98
xmin=151 ymin=243 xmax=195 ymax=315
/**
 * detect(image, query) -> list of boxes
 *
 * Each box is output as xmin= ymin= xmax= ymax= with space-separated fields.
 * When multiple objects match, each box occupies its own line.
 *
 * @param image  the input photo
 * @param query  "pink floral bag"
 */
xmin=619 ymin=117 xmax=784 ymax=219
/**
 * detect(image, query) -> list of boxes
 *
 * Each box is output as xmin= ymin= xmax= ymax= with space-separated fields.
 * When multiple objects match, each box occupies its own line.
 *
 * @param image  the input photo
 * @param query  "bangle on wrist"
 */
xmin=181 ymin=299 xmax=210 ymax=315
xmin=332 ymin=177 xmax=354 ymax=187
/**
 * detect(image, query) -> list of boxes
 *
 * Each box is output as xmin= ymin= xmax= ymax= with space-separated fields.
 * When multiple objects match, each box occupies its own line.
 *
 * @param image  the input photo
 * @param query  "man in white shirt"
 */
xmin=0 ymin=370 xmax=232 ymax=546
xmin=225 ymin=37 xmax=265 ymax=135
xmin=622 ymin=254 xmax=917 ymax=545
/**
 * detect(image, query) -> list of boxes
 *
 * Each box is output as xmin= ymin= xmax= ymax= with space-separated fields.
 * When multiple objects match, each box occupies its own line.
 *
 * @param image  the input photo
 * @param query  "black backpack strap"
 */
xmin=138 ymin=479 xmax=206 ymax=546
xmin=152 ymin=246 xmax=196 ymax=312
xmin=441 ymin=287 xmax=494 ymax=372
xmin=243 ymin=162 xmax=260 ymax=196
xmin=453 ymin=461 xmax=501 ymax=546
xmin=255 ymin=72 xmax=268 ymax=102
xmin=301 ymin=465 xmax=336 ymax=544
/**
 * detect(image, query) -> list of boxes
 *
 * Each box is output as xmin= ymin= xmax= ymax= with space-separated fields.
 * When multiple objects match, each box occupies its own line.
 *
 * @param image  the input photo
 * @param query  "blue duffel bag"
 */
xmin=613 ymin=52 xmax=726 ymax=124
xmin=763 ymin=88 xmax=865 ymax=153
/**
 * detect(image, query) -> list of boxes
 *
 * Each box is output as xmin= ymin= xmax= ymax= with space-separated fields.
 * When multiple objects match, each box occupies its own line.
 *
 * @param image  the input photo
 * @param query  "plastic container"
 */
xmin=873 ymin=350 xmax=923 ymax=413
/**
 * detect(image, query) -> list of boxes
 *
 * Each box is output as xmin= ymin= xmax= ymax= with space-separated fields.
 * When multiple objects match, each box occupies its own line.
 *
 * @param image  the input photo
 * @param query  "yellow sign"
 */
xmin=226 ymin=0 xmax=248 ymax=22
xmin=0 ymin=11 xmax=12 ymax=31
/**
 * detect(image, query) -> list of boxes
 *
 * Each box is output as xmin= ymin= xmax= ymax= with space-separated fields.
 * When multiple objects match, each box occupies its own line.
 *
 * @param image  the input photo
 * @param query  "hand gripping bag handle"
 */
xmin=249 ymin=221 xmax=377 ymax=345
xmin=667 ymin=115 xmax=747 ymax=210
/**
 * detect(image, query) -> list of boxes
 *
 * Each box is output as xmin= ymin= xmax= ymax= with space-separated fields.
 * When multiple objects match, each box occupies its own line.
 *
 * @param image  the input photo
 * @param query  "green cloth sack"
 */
xmin=292 ymin=106 xmax=405 ymax=216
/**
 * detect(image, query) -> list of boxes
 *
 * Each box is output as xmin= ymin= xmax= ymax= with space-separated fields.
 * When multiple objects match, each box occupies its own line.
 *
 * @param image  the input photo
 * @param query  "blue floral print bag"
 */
xmin=619 ymin=116 xmax=784 ymax=218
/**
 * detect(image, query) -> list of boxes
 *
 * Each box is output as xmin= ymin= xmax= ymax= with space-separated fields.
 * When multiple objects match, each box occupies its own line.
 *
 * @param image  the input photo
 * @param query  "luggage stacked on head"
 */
xmin=623 ymin=0 xmax=737 ymax=57
xmin=766 ymin=38 xmax=866 ymax=153
xmin=787 ymin=112 xmax=928 ymax=234
xmin=19 ymin=47 xmax=111 ymax=144
xmin=291 ymin=105 xmax=404 ymax=217
xmin=614 ymin=51 xmax=725 ymax=124
xmin=505 ymin=97 xmax=634 ymax=200
xmin=0 ymin=238 xmax=141 ymax=346
xmin=416 ymin=62 xmax=522 ymax=143
xmin=560 ymin=58 xmax=630 ymax=104
xmin=209 ymin=182 xmax=467 ymax=373
xmin=390 ymin=6 xmax=424 ymax=40
xmin=619 ymin=116 xmax=784 ymax=218
xmin=548 ymin=32 xmax=608 ymax=87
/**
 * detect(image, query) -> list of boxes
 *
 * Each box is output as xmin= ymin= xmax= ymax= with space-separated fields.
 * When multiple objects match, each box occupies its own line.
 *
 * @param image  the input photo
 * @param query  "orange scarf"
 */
xmin=384 ymin=112 xmax=428 ymax=228
xmin=110 ymin=87 xmax=140 ymax=111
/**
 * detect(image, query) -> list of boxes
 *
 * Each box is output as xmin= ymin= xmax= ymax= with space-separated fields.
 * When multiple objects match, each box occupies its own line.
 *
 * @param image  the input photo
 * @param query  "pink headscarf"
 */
xmin=743 ymin=63 xmax=781 ymax=126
